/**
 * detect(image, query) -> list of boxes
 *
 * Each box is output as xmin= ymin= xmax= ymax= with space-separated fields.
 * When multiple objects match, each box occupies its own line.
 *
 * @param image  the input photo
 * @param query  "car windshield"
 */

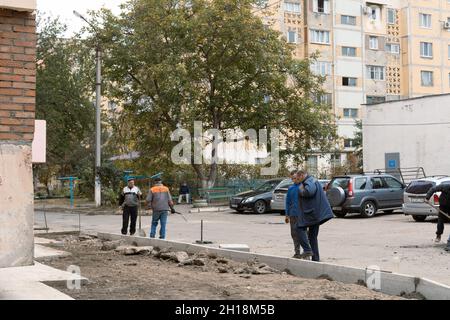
xmin=255 ymin=180 xmax=281 ymax=192
xmin=405 ymin=180 xmax=436 ymax=194
xmin=329 ymin=177 xmax=350 ymax=190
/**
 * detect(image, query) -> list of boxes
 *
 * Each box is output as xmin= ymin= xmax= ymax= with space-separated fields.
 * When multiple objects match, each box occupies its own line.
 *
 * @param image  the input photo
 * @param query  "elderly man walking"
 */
xmin=285 ymin=170 xmax=302 ymax=258
xmin=120 ymin=178 xmax=142 ymax=236
xmin=146 ymin=177 xmax=175 ymax=239
xmin=296 ymin=169 xmax=333 ymax=261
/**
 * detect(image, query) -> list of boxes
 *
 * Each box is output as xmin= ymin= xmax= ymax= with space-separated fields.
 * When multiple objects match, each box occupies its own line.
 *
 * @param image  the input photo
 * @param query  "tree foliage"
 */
xmin=35 ymin=15 xmax=95 ymax=195
xmin=89 ymin=0 xmax=337 ymax=187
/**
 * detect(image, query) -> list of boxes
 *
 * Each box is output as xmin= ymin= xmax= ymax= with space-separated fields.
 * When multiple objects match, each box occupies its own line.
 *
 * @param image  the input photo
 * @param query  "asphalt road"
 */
xmin=35 ymin=205 xmax=450 ymax=286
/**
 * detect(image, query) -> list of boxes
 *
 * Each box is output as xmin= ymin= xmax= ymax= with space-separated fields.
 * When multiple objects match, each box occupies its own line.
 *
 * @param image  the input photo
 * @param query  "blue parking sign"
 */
xmin=388 ymin=159 xmax=396 ymax=168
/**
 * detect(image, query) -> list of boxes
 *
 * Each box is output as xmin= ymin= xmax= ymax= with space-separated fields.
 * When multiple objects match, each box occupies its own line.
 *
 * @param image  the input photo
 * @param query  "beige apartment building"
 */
xmin=258 ymin=0 xmax=450 ymax=175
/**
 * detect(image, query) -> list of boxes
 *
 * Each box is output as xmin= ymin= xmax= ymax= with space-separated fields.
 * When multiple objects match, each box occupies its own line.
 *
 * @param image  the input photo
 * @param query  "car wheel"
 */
xmin=384 ymin=210 xmax=394 ymax=214
xmin=333 ymin=211 xmax=347 ymax=218
xmin=253 ymin=200 xmax=267 ymax=214
xmin=412 ymin=215 xmax=427 ymax=222
xmin=360 ymin=201 xmax=377 ymax=218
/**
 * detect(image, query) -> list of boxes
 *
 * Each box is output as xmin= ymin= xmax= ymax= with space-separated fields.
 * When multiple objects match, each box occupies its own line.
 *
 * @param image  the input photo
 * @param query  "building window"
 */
xmin=387 ymin=9 xmax=396 ymax=24
xmin=311 ymin=61 xmax=332 ymax=76
xmin=306 ymin=155 xmax=318 ymax=175
xmin=420 ymin=42 xmax=433 ymax=58
xmin=421 ymin=71 xmax=433 ymax=87
xmin=448 ymin=44 xmax=450 ymax=59
xmin=343 ymin=108 xmax=358 ymax=118
xmin=385 ymin=43 xmax=400 ymax=54
xmin=310 ymin=29 xmax=330 ymax=44
xmin=369 ymin=36 xmax=378 ymax=50
xmin=368 ymin=5 xmax=381 ymax=21
xmin=448 ymin=73 xmax=450 ymax=87
xmin=342 ymin=46 xmax=357 ymax=57
xmin=420 ymin=13 xmax=431 ymax=28
xmin=366 ymin=96 xmax=386 ymax=104
xmin=313 ymin=0 xmax=330 ymax=14
xmin=342 ymin=77 xmax=357 ymax=86
xmin=331 ymin=154 xmax=341 ymax=167
xmin=284 ymin=1 xmax=301 ymax=13
xmin=317 ymin=93 xmax=332 ymax=106
xmin=344 ymin=139 xmax=355 ymax=148
xmin=341 ymin=15 xmax=356 ymax=25
xmin=287 ymin=30 xmax=298 ymax=43
xmin=367 ymin=66 xmax=385 ymax=80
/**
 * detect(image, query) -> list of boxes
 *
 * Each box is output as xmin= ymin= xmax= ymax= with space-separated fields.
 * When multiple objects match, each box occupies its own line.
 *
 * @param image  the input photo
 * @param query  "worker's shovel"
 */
xmin=137 ymin=201 xmax=146 ymax=237
xmin=172 ymin=210 xmax=189 ymax=222
xmin=424 ymin=201 xmax=450 ymax=220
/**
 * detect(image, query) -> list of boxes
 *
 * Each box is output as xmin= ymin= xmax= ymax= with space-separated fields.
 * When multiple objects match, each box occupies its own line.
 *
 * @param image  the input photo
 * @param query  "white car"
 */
xmin=403 ymin=176 xmax=450 ymax=222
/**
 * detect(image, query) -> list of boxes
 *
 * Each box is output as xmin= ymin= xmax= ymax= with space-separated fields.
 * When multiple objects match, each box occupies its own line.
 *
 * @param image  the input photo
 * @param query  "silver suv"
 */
xmin=326 ymin=174 xmax=405 ymax=218
xmin=403 ymin=176 xmax=450 ymax=222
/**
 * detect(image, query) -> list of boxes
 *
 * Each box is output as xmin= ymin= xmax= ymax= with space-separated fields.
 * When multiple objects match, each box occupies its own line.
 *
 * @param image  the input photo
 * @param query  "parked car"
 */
xmin=326 ymin=174 xmax=405 ymax=218
xmin=403 ymin=176 xmax=450 ymax=222
xmin=229 ymin=179 xmax=283 ymax=214
xmin=271 ymin=179 xmax=330 ymax=213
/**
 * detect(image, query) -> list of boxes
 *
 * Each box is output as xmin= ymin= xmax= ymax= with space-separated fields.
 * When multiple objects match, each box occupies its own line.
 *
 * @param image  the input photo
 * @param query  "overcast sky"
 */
xmin=37 ymin=0 xmax=124 ymax=35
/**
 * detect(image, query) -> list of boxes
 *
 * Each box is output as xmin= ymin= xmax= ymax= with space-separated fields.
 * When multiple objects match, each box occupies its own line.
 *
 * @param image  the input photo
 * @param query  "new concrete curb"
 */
xmin=97 ymin=232 xmax=450 ymax=300
xmin=189 ymin=206 xmax=230 ymax=213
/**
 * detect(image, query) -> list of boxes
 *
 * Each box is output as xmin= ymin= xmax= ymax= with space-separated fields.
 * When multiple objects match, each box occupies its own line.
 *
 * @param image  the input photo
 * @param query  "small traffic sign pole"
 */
xmin=195 ymin=219 xmax=213 ymax=244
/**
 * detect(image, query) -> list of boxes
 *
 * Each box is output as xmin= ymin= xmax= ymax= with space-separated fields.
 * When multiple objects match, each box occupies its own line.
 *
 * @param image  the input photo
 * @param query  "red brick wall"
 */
xmin=0 ymin=8 xmax=36 ymax=142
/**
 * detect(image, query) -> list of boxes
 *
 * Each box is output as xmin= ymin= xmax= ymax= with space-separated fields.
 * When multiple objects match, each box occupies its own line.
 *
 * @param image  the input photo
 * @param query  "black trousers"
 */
xmin=122 ymin=205 xmax=138 ymax=235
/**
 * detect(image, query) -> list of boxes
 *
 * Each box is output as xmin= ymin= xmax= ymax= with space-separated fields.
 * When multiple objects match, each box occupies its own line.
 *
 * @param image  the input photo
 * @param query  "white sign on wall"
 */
xmin=32 ymin=120 xmax=46 ymax=163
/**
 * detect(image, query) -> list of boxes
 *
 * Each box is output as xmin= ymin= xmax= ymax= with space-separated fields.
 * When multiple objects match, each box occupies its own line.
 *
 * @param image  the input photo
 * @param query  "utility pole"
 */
xmin=73 ymin=10 xmax=102 ymax=207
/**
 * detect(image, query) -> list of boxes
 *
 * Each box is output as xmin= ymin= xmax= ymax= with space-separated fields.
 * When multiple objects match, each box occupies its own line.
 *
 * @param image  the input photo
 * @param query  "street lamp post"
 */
xmin=74 ymin=10 xmax=102 ymax=207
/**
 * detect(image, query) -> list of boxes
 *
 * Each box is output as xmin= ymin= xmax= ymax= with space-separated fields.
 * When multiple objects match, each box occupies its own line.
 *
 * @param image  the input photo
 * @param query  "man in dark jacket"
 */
xmin=178 ymin=182 xmax=190 ymax=204
xmin=285 ymin=170 xmax=301 ymax=258
xmin=296 ymin=170 xmax=334 ymax=261
xmin=426 ymin=184 xmax=450 ymax=251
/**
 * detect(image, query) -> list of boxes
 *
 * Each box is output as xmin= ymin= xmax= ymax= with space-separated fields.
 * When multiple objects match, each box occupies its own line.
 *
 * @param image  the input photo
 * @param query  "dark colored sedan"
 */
xmin=229 ymin=179 xmax=283 ymax=214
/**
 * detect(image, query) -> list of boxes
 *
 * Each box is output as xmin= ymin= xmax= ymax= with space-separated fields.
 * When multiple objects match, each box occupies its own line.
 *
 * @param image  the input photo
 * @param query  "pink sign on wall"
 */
xmin=32 ymin=120 xmax=46 ymax=163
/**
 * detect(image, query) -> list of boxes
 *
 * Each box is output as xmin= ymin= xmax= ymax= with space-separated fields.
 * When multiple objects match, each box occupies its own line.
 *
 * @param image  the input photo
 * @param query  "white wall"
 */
xmin=363 ymin=94 xmax=450 ymax=175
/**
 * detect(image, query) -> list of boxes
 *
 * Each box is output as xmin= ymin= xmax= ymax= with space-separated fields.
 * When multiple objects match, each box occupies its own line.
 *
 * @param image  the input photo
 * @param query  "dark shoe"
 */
xmin=130 ymin=233 xmax=135 ymax=236
xmin=435 ymin=235 xmax=441 ymax=243
xmin=299 ymin=252 xmax=313 ymax=260
xmin=292 ymin=254 xmax=301 ymax=259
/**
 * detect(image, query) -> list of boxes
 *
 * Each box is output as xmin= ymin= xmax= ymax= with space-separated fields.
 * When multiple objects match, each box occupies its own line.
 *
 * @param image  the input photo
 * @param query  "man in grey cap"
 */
xmin=120 ymin=178 xmax=142 ymax=235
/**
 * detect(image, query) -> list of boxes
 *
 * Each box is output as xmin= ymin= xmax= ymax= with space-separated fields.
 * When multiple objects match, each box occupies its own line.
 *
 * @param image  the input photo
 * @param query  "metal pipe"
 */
xmin=94 ymin=45 xmax=102 ymax=207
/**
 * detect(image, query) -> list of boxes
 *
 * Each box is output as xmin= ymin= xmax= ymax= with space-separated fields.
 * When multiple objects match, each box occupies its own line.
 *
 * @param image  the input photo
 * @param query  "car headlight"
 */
xmin=244 ymin=197 xmax=254 ymax=203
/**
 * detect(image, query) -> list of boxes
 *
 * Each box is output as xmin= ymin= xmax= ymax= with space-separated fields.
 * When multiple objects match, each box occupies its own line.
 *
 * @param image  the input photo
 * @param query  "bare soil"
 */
xmin=37 ymin=233 xmax=406 ymax=300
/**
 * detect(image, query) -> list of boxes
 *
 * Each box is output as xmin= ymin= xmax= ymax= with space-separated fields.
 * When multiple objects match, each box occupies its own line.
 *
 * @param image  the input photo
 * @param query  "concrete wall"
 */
xmin=0 ymin=7 xmax=36 ymax=268
xmin=363 ymin=94 xmax=450 ymax=175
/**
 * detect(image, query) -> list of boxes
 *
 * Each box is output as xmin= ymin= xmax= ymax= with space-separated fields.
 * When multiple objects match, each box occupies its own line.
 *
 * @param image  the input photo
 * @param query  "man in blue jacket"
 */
xmin=296 ymin=169 xmax=334 ymax=261
xmin=285 ymin=170 xmax=302 ymax=258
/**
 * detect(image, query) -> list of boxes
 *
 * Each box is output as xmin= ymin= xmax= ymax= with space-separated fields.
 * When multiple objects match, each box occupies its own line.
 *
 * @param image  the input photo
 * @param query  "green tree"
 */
xmin=89 ymin=0 xmax=337 ymax=187
xmin=34 ymin=15 xmax=96 ymax=195
xmin=353 ymin=119 xmax=363 ymax=170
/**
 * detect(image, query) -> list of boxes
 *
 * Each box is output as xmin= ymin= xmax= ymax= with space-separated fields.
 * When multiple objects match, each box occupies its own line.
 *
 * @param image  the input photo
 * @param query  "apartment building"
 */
xmin=258 ymin=0 xmax=450 ymax=175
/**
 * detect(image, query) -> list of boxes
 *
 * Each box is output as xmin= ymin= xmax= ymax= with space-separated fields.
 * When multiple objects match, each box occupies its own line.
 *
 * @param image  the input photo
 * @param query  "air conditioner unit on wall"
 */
xmin=444 ymin=21 xmax=450 ymax=29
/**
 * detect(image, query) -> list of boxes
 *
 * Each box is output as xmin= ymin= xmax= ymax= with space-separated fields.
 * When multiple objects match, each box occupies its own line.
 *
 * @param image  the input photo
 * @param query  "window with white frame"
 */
xmin=386 ymin=43 xmax=400 ymax=54
xmin=306 ymin=155 xmax=318 ymax=175
xmin=311 ymin=61 xmax=332 ymax=76
xmin=369 ymin=36 xmax=378 ymax=50
xmin=369 ymin=5 xmax=381 ymax=21
xmin=331 ymin=154 xmax=341 ymax=167
xmin=310 ymin=29 xmax=330 ymax=44
xmin=420 ymin=13 xmax=431 ymax=28
xmin=284 ymin=1 xmax=301 ymax=14
xmin=367 ymin=66 xmax=385 ymax=80
xmin=313 ymin=0 xmax=330 ymax=14
xmin=387 ymin=9 xmax=396 ymax=24
xmin=421 ymin=70 xmax=433 ymax=87
xmin=420 ymin=42 xmax=433 ymax=58
xmin=287 ymin=30 xmax=298 ymax=43
xmin=342 ymin=46 xmax=357 ymax=57
xmin=343 ymin=108 xmax=358 ymax=118
xmin=342 ymin=77 xmax=357 ymax=86
xmin=344 ymin=139 xmax=355 ymax=148
xmin=341 ymin=15 xmax=356 ymax=25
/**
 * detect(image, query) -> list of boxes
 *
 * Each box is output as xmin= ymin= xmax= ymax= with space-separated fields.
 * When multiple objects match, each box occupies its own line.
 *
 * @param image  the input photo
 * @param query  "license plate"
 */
xmin=231 ymin=204 xmax=237 ymax=208
xmin=410 ymin=198 xmax=424 ymax=203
